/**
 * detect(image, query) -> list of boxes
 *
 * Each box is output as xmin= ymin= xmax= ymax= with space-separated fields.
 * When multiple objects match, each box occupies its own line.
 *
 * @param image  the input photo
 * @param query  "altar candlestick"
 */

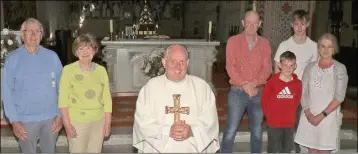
xmin=253 ymin=1 xmax=257 ymax=11
xmin=208 ymin=21 xmax=212 ymax=34
xmin=109 ymin=19 xmax=113 ymax=33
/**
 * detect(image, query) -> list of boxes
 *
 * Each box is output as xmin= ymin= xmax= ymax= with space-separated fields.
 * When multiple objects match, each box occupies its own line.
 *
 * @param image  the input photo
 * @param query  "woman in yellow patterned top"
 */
xmin=58 ymin=33 xmax=112 ymax=153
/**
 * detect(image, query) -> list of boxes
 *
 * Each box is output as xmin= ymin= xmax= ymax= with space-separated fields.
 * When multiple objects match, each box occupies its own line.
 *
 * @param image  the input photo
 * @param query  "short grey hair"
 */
xmin=164 ymin=44 xmax=190 ymax=59
xmin=317 ymin=33 xmax=339 ymax=54
xmin=20 ymin=18 xmax=44 ymax=40
xmin=72 ymin=33 xmax=99 ymax=57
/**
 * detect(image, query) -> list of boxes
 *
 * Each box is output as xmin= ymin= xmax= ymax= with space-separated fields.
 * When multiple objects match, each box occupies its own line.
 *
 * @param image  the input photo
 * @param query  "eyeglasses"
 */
xmin=24 ymin=29 xmax=42 ymax=36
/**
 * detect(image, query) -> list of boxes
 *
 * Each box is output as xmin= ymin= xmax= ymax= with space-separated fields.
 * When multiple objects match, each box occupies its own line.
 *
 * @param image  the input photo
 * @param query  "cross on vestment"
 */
xmin=165 ymin=94 xmax=190 ymax=123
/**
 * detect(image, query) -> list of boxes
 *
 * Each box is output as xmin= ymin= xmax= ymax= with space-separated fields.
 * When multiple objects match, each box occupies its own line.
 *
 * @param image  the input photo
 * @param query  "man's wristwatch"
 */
xmin=322 ymin=111 xmax=328 ymax=117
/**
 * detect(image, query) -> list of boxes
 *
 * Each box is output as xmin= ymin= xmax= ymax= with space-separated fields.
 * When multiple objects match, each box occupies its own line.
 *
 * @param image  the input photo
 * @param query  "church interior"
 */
xmin=1 ymin=0 xmax=357 ymax=152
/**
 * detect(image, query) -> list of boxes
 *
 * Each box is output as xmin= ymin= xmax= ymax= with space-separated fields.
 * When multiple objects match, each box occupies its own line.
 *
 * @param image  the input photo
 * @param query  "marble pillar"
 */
xmin=36 ymin=1 xmax=70 ymax=38
xmin=1 ymin=1 xmax=4 ymax=29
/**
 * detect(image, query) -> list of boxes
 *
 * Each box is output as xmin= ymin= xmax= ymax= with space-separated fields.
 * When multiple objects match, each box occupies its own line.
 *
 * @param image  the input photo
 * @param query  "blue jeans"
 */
xmin=221 ymin=87 xmax=264 ymax=153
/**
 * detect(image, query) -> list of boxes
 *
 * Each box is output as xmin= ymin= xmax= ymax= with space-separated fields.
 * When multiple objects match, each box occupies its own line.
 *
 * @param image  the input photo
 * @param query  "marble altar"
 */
xmin=101 ymin=39 xmax=220 ymax=95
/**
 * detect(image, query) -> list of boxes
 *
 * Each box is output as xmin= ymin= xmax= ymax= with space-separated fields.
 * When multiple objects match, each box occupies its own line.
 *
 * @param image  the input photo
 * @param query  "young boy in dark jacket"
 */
xmin=262 ymin=51 xmax=302 ymax=153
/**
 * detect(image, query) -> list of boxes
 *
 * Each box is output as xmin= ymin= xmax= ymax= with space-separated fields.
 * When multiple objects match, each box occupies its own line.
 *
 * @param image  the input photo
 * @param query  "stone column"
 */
xmin=1 ymin=68 xmax=3 ymax=121
xmin=311 ymin=1 xmax=330 ymax=41
xmin=307 ymin=1 xmax=316 ymax=38
xmin=238 ymin=1 xmax=247 ymax=33
xmin=1 ymin=1 xmax=4 ymax=29
xmin=102 ymin=48 xmax=118 ymax=92
xmin=36 ymin=1 xmax=70 ymax=38
xmin=0 ymin=0 xmax=3 ymax=122
xmin=206 ymin=61 xmax=215 ymax=94
xmin=205 ymin=46 xmax=218 ymax=94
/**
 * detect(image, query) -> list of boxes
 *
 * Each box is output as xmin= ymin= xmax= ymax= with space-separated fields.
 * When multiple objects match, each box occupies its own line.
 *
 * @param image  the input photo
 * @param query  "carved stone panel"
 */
xmin=130 ymin=47 xmax=165 ymax=89
xmin=101 ymin=40 xmax=220 ymax=94
xmin=131 ymin=53 xmax=151 ymax=89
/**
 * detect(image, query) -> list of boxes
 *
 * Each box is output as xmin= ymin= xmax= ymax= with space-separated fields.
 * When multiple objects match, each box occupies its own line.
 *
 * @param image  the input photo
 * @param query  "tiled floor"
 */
xmin=2 ymin=140 xmax=357 ymax=153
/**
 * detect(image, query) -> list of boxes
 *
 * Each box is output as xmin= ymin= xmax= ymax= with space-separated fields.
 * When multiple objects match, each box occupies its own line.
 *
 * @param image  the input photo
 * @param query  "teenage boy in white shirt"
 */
xmin=273 ymin=9 xmax=318 ymax=153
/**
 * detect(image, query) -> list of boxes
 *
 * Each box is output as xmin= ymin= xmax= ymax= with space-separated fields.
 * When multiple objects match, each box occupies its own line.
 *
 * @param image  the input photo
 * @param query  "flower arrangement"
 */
xmin=1 ymin=28 xmax=20 ymax=67
xmin=141 ymin=49 xmax=165 ymax=78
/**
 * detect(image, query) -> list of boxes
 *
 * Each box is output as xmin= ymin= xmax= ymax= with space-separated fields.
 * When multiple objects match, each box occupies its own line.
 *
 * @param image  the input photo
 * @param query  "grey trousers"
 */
xmin=267 ymin=126 xmax=294 ymax=153
xmin=295 ymin=104 xmax=302 ymax=153
xmin=18 ymin=118 xmax=58 ymax=153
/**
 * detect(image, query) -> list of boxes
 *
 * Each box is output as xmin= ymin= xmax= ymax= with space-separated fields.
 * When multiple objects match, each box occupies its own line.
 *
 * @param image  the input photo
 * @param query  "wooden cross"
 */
xmin=165 ymin=94 xmax=190 ymax=123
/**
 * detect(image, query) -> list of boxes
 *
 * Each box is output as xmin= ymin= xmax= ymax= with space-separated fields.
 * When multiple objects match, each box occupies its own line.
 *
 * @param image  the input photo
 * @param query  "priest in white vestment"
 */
xmin=133 ymin=44 xmax=220 ymax=153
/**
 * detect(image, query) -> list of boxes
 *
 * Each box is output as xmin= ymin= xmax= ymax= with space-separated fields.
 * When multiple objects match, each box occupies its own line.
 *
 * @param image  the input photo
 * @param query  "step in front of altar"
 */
xmin=1 ymin=127 xmax=357 ymax=152
xmin=2 ymin=142 xmax=358 ymax=153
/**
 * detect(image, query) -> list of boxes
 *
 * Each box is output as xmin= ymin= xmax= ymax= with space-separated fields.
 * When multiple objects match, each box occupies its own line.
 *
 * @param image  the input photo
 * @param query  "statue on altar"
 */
xmin=102 ymin=2 xmax=108 ymax=17
xmin=84 ymin=2 xmax=91 ymax=17
xmin=329 ymin=0 xmax=344 ymax=43
xmin=119 ymin=3 xmax=124 ymax=20
xmin=106 ymin=4 xmax=111 ymax=17
xmin=93 ymin=2 xmax=100 ymax=17
xmin=113 ymin=2 xmax=120 ymax=18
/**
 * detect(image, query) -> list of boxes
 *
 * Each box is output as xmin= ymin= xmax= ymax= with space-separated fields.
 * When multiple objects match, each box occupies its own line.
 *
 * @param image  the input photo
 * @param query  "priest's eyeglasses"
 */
xmin=24 ymin=29 xmax=42 ymax=36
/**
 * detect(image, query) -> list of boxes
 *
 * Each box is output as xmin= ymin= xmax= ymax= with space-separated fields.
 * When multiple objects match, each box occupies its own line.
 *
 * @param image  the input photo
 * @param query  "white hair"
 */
xmin=20 ymin=18 xmax=44 ymax=40
xmin=164 ymin=44 xmax=189 ymax=59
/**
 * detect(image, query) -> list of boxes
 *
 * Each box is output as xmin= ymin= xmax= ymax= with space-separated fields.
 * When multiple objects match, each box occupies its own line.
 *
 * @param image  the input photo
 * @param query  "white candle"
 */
xmin=208 ymin=21 xmax=212 ymax=34
xmin=253 ymin=1 xmax=257 ymax=11
xmin=109 ymin=19 xmax=113 ymax=33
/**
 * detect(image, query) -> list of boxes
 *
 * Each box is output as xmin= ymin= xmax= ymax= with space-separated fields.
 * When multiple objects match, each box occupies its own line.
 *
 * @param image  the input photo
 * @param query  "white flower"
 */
xmin=1 ymin=48 xmax=7 ymax=56
xmin=0 ymin=40 xmax=3 ymax=45
xmin=2 ymin=28 xmax=9 ymax=35
xmin=158 ymin=67 xmax=165 ymax=74
xmin=7 ymin=39 xmax=13 ymax=45
xmin=144 ymin=65 xmax=151 ymax=73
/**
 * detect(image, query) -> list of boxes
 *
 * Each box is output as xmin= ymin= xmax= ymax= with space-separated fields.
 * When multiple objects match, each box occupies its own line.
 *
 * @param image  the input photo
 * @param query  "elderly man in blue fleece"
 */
xmin=1 ymin=18 xmax=63 ymax=153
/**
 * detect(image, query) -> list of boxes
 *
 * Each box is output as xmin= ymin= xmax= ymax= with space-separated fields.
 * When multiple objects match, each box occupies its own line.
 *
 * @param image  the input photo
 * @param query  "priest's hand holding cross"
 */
xmin=166 ymin=94 xmax=192 ymax=141
xmin=170 ymin=120 xmax=193 ymax=141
